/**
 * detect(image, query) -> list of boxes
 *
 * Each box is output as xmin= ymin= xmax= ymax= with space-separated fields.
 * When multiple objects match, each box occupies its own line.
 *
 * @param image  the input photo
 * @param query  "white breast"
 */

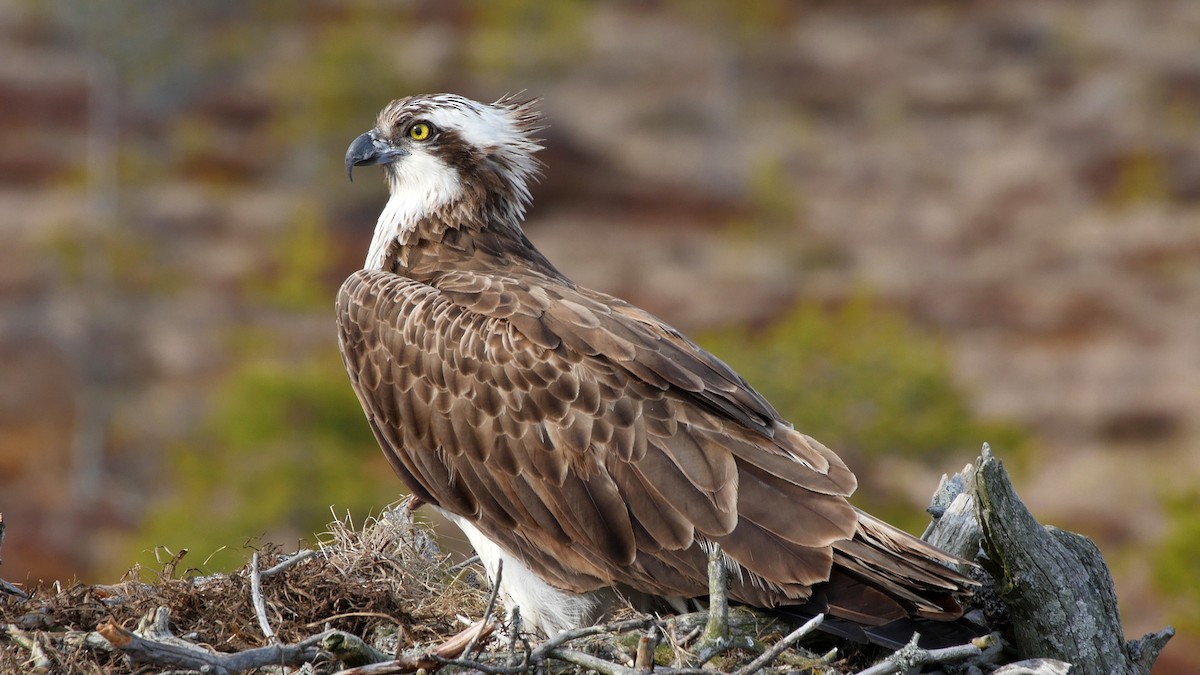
xmin=436 ymin=508 xmax=617 ymax=636
xmin=365 ymin=151 xmax=462 ymax=270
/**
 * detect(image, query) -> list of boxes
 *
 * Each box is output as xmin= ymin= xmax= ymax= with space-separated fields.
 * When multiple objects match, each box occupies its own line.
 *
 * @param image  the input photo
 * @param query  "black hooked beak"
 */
xmin=345 ymin=131 xmax=409 ymax=181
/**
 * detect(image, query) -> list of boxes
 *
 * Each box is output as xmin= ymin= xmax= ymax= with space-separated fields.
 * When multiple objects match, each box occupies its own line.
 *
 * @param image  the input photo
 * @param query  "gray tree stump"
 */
xmin=924 ymin=445 xmax=1173 ymax=675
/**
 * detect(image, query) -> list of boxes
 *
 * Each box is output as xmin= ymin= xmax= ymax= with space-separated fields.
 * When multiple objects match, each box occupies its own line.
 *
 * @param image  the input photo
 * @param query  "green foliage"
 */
xmin=698 ymin=296 xmax=1026 ymax=525
xmin=133 ymin=345 xmax=394 ymax=573
xmin=248 ymin=203 xmax=337 ymax=311
xmin=725 ymin=158 xmax=799 ymax=238
xmin=267 ymin=1 xmax=416 ymax=184
xmin=1153 ymin=488 xmax=1200 ymax=634
xmin=1108 ymin=148 xmax=1169 ymax=208
xmin=467 ymin=0 xmax=590 ymax=75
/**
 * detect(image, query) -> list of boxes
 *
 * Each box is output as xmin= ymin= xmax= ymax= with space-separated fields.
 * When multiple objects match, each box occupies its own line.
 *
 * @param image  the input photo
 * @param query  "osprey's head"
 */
xmin=346 ymin=94 xmax=543 ymax=230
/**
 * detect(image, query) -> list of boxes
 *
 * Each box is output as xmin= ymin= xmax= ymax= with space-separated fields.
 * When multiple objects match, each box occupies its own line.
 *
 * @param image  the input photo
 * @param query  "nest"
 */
xmin=1 ymin=452 xmax=1167 ymax=673
xmin=0 ymin=504 xmax=491 ymax=674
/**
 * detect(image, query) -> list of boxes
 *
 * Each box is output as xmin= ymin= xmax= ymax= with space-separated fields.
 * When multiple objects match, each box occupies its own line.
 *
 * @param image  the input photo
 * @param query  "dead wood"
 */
xmin=968 ymin=445 xmax=1174 ymax=674
xmin=0 ymin=451 xmax=1175 ymax=673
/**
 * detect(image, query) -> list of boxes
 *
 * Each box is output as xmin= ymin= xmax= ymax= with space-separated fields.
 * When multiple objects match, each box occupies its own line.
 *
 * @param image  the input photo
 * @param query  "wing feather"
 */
xmin=337 ymin=267 xmax=862 ymax=601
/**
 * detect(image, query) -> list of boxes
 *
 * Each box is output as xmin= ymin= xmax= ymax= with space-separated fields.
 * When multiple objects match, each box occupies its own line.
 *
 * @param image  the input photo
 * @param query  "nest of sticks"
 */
xmin=0 ymin=450 xmax=1173 ymax=674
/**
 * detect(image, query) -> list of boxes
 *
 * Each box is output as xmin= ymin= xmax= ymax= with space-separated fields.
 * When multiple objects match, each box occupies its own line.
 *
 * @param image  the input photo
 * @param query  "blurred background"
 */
xmin=0 ymin=0 xmax=1196 ymax=670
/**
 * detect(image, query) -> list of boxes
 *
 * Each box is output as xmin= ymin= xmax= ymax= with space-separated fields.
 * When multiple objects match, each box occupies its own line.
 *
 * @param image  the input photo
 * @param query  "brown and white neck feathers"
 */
xmin=365 ymin=94 xmax=543 ymax=270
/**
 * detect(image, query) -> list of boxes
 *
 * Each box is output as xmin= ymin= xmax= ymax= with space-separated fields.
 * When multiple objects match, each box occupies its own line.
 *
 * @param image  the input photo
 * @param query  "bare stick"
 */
xmin=683 ymin=545 xmax=731 ymax=667
xmin=447 ymin=554 xmax=482 ymax=573
xmin=249 ymin=551 xmax=277 ymax=644
xmin=321 ymin=630 xmax=394 ymax=666
xmin=260 ymin=548 xmax=316 ymax=577
xmin=463 ymin=558 xmax=502 ymax=659
xmin=304 ymin=611 xmax=407 ymax=629
xmin=852 ymin=632 xmax=992 ymax=675
xmin=334 ymin=620 xmax=494 ymax=674
xmin=5 ymin=624 xmax=52 ymax=671
xmin=529 ymin=617 xmax=655 ymax=661
xmin=0 ymin=577 xmax=27 ymax=599
xmin=731 ymin=613 xmax=823 ymax=675
xmin=549 ymin=647 xmax=640 ymax=675
xmin=98 ymin=618 xmax=328 ymax=674
xmin=635 ymin=624 xmax=659 ymax=672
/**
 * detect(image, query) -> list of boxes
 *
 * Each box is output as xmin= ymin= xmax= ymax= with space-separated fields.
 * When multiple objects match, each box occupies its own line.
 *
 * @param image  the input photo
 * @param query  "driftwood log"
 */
xmin=925 ymin=445 xmax=1174 ymax=675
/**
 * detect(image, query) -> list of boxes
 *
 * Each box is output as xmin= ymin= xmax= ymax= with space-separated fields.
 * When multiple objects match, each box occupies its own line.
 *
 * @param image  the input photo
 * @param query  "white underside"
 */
xmin=437 ymin=508 xmax=617 ymax=636
xmin=365 ymin=152 xmax=462 ymax=270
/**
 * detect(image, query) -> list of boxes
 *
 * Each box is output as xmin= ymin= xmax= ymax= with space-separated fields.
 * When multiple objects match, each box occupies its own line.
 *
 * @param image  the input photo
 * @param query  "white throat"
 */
xmin=365 ymin=151 xmax=462 ymax=270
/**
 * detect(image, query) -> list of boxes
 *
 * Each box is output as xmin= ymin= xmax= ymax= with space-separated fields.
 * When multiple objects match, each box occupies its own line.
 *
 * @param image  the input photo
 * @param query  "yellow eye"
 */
xmin=408 ymin=123 xmax=432 ymax=141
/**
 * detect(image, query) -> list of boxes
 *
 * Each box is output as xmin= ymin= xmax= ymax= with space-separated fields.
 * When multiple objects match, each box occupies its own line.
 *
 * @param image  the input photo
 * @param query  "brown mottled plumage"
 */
xmin=338 ymin=94 xmax=976 ymax=643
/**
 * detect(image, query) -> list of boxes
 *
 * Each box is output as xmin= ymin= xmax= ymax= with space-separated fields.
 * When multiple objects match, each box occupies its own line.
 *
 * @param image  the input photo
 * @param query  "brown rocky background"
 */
xmin=0 ymin=1 xmax=1196 ymax=671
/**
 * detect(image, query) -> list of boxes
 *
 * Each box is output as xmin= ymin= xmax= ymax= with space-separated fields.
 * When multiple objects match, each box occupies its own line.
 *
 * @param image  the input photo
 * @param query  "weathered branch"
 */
xmin=248 ymin=551 xmax=277 ymax=644
xmin=322 ymin=630 xmax=395 ymax=666
xmin=260 ymin=548 xmax=316 ymax=577
xmin=97 ymin=607 xmax=328 ymax=674
xmin=682 ymin=545 xmax=732 ymax=667
xmin=333 ymin=620 xmax=494 ymax=674
xmin=731 ymin=613 xmax=823 ymax=675
xmin=462 ymin=558 xmax=502 ymax=659
xmin=4 ymin=623 xmax=52 ymax=671
xmin=548 ymin=647 xmax=641 ymax=675
xmin=992 ymin=659 xmax=1072 ymax=674
xmin=973 ymin=446 xmax=1173 ymax=673
xmin=635 ymin=624 xmax=659 ymax=672
xmin=853 ymin=632 xmax=995 ymax=675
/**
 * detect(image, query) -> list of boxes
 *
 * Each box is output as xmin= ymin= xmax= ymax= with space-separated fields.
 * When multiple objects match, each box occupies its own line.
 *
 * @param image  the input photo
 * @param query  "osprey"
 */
xmin=338 ymin=94 xmax=976 ymax=644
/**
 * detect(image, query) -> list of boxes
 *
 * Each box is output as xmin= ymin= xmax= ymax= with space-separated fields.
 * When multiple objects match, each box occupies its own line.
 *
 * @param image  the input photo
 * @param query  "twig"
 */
xmin=334 ymin=620 xmax=494 ymax=674
xmin=424 ymin=617 xmax=658 ymax=675
xmin=5 ymin=623 xmax=53 ymax=671
xmin=852 ymin=632 xmax=991 ymax=675
xmin=447 ymin=554 xmax=482 ymax=573
xmin=321 ymin=630 xmax=395 ymax=667
xmin=683 ymin=545 xmax=731 ymax=667
xmin=731 ymin=613 xmax=823 ymax=675
xmin=529 ymin=617 xmax=655 ymax=661
xmin=0 ymin=577 xmax=28 ymax=599
xmin=548 ymin=647 xmax=640 ymax=675
xmin=506 ymin=606 xmax=525 ymax=666
xmin=463 ymin=558 xmax=502 ymax=659
xmin=635 ymin=624 xmax=660 ymax=672
xmin=261 ymin=548 xmax=316 ymax=577
xmin=98 ymin=615 xmax=328 ymax=674
xmin=249 ymin=551 xmax=278 ymax=644
xmin=304 ymin=611 xmax=407 ymax=629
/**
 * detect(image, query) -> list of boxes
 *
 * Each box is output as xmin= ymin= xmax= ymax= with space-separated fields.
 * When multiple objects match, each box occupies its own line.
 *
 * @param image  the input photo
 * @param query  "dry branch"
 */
xmin=260 ymin=548 xmax=316 ymax=577
xmin=97 ymin=608 xmax=328 ymax=674
xmin=4 ymin=624 xmax=52 ymax=671
xmin=321 ymin=630 xmax=394 ymax=666
xmin=333 ymin=619 xmax=493 ymax=674
xmin=462 ymin=558 xmax=502 ymax=659
xmin=730 ymin=613 xmax=823 ymax=675
xmin=249 ymin=551 xmax=278 ymax=644
xmin=852 ymin=632 xmax=995 ymax=675
xmin=0 ymin=450 xmax=1177 ymax=674
xmin=685 ymin=546 xmax=733 ymax=667
xmin=972 ymin=445 xmax=1173 ymax=673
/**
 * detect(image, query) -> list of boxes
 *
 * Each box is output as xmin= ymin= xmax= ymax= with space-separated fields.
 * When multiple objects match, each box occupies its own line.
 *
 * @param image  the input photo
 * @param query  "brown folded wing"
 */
xmin=337 ymin=266 xmax=969 ymax=617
